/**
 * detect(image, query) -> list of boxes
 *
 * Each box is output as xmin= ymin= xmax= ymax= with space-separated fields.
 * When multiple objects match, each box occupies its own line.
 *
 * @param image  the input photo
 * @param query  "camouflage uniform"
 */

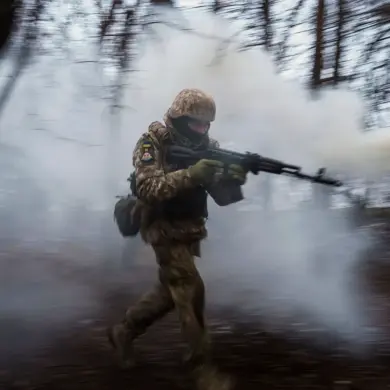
xmin=108 ymin=89 xmax=241 ymax=388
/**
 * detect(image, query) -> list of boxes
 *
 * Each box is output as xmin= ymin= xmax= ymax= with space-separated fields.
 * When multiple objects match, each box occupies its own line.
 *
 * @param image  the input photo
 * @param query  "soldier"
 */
xmin=107 ymin=88 xmax=247 ymax=387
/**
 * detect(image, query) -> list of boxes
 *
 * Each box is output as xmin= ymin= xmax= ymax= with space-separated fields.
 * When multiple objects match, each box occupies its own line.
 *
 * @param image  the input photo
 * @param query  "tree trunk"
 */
xmin=262 ymin=0 xmax=272 ymax=50
xmin=333 ymin=0 xmax=346 ymax=84
xmin=311 ymin=0 xmax=325 ymax=89
xmin=0 ymin=0 xmax=17 ymax=53
xmin=212 ymin=0 xmax=222 ymax=12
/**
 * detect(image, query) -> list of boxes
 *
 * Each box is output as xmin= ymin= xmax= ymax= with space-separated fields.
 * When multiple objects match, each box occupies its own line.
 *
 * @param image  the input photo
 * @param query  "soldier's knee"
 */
xmin=168 ymin=275 xmax=204 ymax=306
xmin=162 ymin=265 xmax=201 ymax=289
xmin=124 ymin=308 xmax=138 ymax=326
xmin=158 ymin=256 xmax=198 ymax=282
xmin=155 ymin=242 xmax=204 ymax=294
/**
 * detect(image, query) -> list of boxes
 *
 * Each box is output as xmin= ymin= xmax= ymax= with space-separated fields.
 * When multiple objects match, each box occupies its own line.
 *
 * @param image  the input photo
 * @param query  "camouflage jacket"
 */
xmin=133 ymin=121 xmax=240 ymax=247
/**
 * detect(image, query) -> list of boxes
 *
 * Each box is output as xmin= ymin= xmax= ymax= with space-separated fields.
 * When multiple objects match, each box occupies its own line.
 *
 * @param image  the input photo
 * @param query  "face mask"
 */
xmin=187 ymin=118 xmax=210 ymax=135
xmin=169 ymin=116 xmax=211 ymax=149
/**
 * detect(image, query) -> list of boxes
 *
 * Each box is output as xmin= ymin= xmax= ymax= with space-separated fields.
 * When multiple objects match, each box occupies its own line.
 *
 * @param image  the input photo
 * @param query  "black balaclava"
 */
xmin=170 ymin=116 xmax=209 ymax=149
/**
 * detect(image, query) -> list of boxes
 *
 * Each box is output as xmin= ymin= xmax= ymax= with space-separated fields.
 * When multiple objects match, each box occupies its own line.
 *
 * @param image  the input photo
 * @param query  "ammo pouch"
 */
xmin=113 ymin=195 xmax=141 ymax=237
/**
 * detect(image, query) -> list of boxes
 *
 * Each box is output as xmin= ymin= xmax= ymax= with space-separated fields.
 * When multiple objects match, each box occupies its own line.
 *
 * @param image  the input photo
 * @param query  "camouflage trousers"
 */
xmin=124 ymin=241 xmax=210 ymax=364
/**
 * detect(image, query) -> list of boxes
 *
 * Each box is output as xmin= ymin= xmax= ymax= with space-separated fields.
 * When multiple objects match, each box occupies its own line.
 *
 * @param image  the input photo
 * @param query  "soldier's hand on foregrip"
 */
xmin=188 ymin=159 xmax=224 ymax=185
xmin=227 ymin=164 xmax=247 ymax=185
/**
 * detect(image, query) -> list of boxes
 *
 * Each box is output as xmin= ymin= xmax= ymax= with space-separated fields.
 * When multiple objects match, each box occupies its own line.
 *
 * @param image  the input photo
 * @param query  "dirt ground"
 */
xmin=2 ymin=218 xmax=390 ymax=390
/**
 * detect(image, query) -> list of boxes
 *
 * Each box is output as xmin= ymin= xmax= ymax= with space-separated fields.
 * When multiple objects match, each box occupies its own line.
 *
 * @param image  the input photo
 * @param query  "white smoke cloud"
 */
xmin=0 ymin=5 xmax=387 ymax=351
xmin=120 ymin=7 xmax=381 ymax=348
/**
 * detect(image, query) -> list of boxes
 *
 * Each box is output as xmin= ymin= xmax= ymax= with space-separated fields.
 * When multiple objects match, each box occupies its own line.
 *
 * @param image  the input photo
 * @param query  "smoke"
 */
xmin=0 ymin=4 xmax=387 ymax=356
xmin=122 ymin=7 xmax=383 ymax=348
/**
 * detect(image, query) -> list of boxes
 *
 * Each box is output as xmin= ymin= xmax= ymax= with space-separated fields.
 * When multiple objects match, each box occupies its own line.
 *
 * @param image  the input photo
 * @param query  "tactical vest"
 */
xmin=145 ymin=121 xmax=209 ymax=221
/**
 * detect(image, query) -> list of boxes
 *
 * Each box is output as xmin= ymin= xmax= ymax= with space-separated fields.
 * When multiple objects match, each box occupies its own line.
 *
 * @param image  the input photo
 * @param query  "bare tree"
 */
xmin=358 ymin=3 xmax=390 ymax=128
xmin=0 ymin=0 xmax=47 ymax=118
xmin=0 ymin=0 xmax=19 ymax=54
xmin=0 ymin=0 xmax=386 ymax=127
xmin=310 ymin=0 xmax=325 ymax=90
xmin=240 ymin=0 xmax=276 ymax=52
xmin=332 ymin=0 xmax=348 ymax=85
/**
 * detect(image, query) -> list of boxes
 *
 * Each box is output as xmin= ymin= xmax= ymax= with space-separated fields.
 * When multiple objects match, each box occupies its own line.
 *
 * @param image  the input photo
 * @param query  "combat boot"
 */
xmin=193 ymin=364 xmax=236 ymax=390
xmin=107 ymin=322 xmax=136 ymax=369
xmin=182 ymin=334 xmax=212 ymax=367
xmin=182 ymin=348 xmax=211 ymax=368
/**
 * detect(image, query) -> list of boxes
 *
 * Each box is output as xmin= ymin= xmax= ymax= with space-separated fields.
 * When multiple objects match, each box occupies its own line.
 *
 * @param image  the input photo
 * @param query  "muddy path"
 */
xmin=1 ymin=222 xmax=390 ymax=390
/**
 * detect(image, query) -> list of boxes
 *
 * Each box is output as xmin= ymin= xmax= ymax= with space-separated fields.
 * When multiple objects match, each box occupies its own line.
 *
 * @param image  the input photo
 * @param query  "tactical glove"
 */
xmin=227 ymin=164 xmax=247 ymax=185
xmin=188 ymin=159 xmax=224 ymax=185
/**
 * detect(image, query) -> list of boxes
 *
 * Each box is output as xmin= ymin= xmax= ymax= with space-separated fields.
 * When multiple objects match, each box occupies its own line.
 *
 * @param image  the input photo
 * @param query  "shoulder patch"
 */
xmin=140 ymin=139 xmax=155 ymax=163
xmin=141 ymin=139 xmax=152 ymax=148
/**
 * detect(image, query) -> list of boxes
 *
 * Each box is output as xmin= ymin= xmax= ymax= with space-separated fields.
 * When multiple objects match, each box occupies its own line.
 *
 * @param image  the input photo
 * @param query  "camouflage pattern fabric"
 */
xmin=122 ymin=120 xmax=213 ymax=367
xmin=113 ymin=90 xmax=241 ymax=388
xmin=132 ymin=121 xmax=209 ymax=245
xmin=132 ymin=133 xmax=194 ymax=204
xmin=124 ymin=242 xmax=210 ymax=364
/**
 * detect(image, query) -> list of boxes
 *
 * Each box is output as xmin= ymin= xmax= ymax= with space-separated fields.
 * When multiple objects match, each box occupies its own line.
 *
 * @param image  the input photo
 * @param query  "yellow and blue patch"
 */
xmin=140 ymin=140 xmax=154 ymax=163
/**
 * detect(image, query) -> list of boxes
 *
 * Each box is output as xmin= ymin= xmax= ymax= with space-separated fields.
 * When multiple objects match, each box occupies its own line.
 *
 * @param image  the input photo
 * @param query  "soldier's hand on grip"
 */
xmin=227 ymin=164 xmax=247 ymax=185
xmin=188 ymin=159 xmax=224 ymax=185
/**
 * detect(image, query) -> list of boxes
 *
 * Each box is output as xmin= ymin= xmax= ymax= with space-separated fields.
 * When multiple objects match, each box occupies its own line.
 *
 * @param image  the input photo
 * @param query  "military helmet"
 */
xmin=167 ymin=88 xmax=216 ymax=122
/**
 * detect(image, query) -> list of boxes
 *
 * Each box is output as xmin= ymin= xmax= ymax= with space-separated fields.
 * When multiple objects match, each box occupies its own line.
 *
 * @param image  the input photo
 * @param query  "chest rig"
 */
xmin=148 ymin=121 xmax=209 ymax=221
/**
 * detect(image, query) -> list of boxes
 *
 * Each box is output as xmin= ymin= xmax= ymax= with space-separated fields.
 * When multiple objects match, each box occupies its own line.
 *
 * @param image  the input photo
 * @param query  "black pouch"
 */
xmin=207 ymin=180 xmax=244 ymax=206
xmin=113 ymin=195 xmax=140 ymax=237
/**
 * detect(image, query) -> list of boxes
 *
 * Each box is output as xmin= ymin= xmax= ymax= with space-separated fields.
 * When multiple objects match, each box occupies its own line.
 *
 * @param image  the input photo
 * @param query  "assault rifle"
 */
xmin=166 ymin=145 xmax=343 ymax=187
